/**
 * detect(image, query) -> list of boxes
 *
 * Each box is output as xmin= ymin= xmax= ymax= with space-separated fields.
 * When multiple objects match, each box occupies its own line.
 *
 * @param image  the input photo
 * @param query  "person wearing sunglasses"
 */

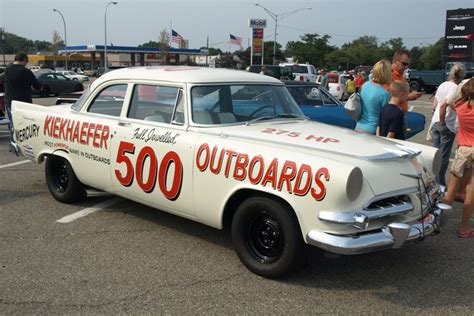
xmin=391 ymin=49 xmax=423 ymax=112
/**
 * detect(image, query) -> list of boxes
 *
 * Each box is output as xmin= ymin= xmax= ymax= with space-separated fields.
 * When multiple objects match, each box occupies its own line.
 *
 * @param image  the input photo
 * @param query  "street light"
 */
xmin=104 ymin=1 xmax=118 ymax=71
xmin=53 ymin=8 xmax=68 ymax=69
xmin=255 ymin=4 xmax=311 ymax=65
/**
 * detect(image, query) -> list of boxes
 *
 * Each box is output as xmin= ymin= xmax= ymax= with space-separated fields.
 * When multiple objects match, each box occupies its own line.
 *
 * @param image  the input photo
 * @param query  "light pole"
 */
xmin=255 ymin=4 xmax=311 ymax=65
xmin=53 ymin=9 xmax=68 ymax=70
xmin=104 ymin=1 xmax=118 ymax=71
xmin=0 ymin=27 xmax=5 ymax=66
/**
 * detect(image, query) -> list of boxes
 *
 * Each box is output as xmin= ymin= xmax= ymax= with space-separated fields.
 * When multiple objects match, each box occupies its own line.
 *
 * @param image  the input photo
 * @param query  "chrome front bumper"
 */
xmin=307 ymin=204 xmax=451 ymax=255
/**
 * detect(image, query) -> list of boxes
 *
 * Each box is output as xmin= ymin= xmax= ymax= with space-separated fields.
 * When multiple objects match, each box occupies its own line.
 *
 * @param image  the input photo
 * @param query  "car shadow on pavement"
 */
xmin=97 ymin=197 xmax=473 ymax=311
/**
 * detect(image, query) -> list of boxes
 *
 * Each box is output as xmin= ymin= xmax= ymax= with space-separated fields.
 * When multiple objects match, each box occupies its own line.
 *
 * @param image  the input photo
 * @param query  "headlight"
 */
xmin=346 ymin=167 xmax=363 ymax=201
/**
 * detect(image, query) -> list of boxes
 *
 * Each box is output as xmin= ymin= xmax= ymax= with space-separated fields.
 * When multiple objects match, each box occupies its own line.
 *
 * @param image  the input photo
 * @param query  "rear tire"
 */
xmin=409 ymin=80 xmax=421 ymax=92
xmin=231 ymin=196 xmax=304 ymax=278
xmin=45 ymin=156 xmax=86 ymax=203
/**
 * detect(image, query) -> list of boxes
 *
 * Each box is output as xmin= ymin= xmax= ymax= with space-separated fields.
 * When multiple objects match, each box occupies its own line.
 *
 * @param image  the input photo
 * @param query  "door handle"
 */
xmin=118 ymin=121 xmax=131 ymax=127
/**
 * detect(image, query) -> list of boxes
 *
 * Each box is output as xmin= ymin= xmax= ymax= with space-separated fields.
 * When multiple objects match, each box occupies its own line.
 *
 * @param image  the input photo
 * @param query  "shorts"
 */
xmin=450 ymin=146 xmax=474 ymax=177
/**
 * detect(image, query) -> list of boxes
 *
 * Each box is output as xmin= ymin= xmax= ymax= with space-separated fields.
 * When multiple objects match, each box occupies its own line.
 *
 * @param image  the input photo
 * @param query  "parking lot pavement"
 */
xmin=0 ymin=94 xmax=473 ymax=314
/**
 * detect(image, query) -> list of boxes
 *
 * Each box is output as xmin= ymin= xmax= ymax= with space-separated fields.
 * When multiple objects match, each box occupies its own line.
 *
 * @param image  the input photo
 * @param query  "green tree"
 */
xmin=419 ymin=37 xmax=444 ymax=70
xmin=379 ymin=37 xmax=405 ymax=60
xmin=262 ymin=41 xmax=284 ymax=65
xmin=286 ymin=33 xmax=335 ymax=67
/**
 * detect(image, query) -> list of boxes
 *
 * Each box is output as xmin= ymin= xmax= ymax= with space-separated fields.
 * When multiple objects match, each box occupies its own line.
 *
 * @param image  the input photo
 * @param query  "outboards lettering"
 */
xmin=43 ymin=115 xmax=110 ymax=149
xmin=196 ymin=143 xmax=330 ymax=201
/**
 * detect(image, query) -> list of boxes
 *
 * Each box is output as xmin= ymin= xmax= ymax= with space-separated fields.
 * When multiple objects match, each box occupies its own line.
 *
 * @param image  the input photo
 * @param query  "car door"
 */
xmin=290 ymin=85 xmax=355 ymax=129
xmin=53 ymin=73 xmax=73 ymax=93
xmin=110 ymin=83 xmax=198 ymax=217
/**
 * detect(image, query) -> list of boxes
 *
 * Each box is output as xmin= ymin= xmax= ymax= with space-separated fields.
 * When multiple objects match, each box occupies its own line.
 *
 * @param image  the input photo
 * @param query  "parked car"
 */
xmin=11 ymin=67 xmax=448 ymax=278
xmin=326 ymin=72 xmax=349 ymax=101
xmin=34 ymin=72 xmax=84 ymax=97
xmin=56 ymin=70 xmax=89 ymax=82
xmin=280 ymin=63 xmax=318 ymax=82
xmin=284 ymin=81 xmax=425 ymax=139
xmin=407 ymin=62 xmax=474 ymax=93
xmin=246 ymin=65 xmax=294 ymax=80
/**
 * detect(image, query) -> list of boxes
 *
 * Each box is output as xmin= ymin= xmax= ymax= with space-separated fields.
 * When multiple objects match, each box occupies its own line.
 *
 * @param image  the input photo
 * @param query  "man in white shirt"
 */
xmin=429 ymin=63 xmax=465 ymax=187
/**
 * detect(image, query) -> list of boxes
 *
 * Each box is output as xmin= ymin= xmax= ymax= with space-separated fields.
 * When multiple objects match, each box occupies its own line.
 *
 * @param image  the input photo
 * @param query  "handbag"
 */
xmin=344 ymin=92 xmax=362 ymax=120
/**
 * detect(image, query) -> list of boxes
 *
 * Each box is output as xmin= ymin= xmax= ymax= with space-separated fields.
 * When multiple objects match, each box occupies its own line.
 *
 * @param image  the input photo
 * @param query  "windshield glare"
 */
xmin=191 ymin=84 xmax=304 ymax=124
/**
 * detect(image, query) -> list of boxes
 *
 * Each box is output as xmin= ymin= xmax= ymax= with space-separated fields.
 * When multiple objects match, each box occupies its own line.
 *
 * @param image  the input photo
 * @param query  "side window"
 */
xmin=88 ymin=84 xmax=127 ymax=117
xmin=127 ymin=84 xmax=179 ymax=124
xmin=171 ymin=90 xmax=185 ymax=125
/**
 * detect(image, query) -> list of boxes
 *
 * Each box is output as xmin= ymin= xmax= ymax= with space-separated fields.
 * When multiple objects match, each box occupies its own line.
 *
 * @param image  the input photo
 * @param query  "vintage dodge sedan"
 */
xmin=11 ymin=67 xmax=450 ymax=278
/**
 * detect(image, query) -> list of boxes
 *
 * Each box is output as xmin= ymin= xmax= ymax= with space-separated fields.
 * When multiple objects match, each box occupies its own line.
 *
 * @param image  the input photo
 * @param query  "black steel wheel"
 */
xmin=45 ymin=156 xmax=86 ymax=203
xmin=231 ymin=196 xmax=303 ymax=278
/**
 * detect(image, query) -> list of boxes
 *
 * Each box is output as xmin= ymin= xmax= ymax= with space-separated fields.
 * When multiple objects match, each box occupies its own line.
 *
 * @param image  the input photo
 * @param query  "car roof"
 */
xmin=282 ymin=80 xmax=320 ymax=87
xmin=92 ymin=66 xmax=282 ymax=89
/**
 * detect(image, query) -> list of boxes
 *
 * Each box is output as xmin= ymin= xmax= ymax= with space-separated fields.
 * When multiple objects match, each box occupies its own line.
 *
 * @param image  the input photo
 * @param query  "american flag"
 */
xmin=171 ymin=29 xmax=184 ymax=45
xmin=229 ymin=34 xmax=242 ymax=46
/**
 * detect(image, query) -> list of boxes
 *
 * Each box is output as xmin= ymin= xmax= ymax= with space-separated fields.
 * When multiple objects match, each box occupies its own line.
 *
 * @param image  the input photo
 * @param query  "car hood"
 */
xmin=208 ymin=119 xmax=421 ymax=162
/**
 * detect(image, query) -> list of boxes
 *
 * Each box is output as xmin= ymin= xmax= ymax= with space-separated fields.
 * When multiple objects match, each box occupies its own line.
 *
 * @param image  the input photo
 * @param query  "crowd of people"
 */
xmin=353 ymin=49 xmax=473 ymax=238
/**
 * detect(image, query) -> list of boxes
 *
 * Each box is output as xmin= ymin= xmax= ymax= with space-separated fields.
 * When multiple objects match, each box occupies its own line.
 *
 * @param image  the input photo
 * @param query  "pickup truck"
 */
xmin=406 ymin=62 xmax=473 ymax=93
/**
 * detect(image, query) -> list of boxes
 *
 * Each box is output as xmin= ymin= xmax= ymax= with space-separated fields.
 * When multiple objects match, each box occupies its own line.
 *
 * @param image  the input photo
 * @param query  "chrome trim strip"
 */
xmin=308 ymin=206 xmax=450 ymax=255
xmin=319 ymin=201 xmax=413 ymax=226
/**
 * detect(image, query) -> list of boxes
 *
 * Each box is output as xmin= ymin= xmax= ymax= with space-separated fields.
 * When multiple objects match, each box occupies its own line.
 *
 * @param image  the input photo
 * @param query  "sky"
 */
xmin=0 ymin=0 xmax=472 ymax=50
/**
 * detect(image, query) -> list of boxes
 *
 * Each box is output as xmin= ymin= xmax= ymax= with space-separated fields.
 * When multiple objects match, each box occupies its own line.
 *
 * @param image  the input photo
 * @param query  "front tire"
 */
xmin=231 ymin=196 xmax=304 ymax=278
xmin=45 ymin=156 xmax=86 ymax=203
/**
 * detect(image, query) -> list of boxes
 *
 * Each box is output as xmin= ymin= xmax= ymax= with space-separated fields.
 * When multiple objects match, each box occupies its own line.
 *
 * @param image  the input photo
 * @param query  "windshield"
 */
xmin=191 ymin=84 xmax=305 ymax=125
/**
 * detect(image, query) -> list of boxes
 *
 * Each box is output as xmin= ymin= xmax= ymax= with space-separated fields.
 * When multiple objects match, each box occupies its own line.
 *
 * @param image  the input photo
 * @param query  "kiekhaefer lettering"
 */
xmin=14 ymin=124 xmax=40 ymax=143
xmin=132 ymin=127 xmax=180 ymax=145
xmin=446 ymin=34 xmax=473 ymax=40
xmin=196 ymin=143 xmax=330 ymax=201
xmin=43 ymin=115 xmax=110 ymax=149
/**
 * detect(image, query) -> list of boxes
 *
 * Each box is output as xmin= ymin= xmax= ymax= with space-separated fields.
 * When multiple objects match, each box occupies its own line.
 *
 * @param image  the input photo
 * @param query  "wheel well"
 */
xmin=222 ymin=189 xmax=298 ymax=230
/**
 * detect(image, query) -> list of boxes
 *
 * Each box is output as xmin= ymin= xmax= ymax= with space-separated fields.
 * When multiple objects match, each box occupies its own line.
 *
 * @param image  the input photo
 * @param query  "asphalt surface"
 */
xmin=0 ymin=90 xmax=473 ymax=314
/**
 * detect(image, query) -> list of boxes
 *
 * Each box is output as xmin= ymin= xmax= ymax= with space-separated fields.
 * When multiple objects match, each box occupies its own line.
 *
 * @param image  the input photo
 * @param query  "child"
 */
xmin=376 ymin=80 xmax=409 ymax=140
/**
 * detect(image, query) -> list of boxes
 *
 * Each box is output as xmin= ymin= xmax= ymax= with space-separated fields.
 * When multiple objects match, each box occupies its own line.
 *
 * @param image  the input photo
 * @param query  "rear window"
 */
xmin=288 ymin=65 xmax=308 ymax=74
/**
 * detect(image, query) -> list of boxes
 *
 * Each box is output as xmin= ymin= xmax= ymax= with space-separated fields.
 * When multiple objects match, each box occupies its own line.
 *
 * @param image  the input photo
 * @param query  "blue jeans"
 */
xmin=431 ymin=122 xmax=455 ymax=186
xmin=5 ymin=101 xmax=13 ymax=143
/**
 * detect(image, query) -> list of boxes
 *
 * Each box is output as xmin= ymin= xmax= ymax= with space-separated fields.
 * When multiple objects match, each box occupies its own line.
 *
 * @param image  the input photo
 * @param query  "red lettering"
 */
xmin=87 ymin=123 xmax=96 ymax=146
xmin=72 ymin=123 xmax=80 ymax=143
xmin=262 ymin=128 xmax=276 ymax=134
xmin=248 ymin=155 xmax=264 ymax=184
xmin=293 ymin=164 xmax=312 ymax=196
xmin=210 ymin=146 xmax=225 ymax=175
xmin=311 ymin=167 xmax=330 ymax=201
xmin=261 ymin=158 xmax=278 ymax=189
xmin=136 ymin=146 xmax=157 ymax=193
xmin=80 ymin=122 xmax=89 ymax=145
xmin=93 ymin=124 xmax=102 ymax=148
xmin=196 ymin=143 xmax=210 ymax=171
xmin=305 ymin=135 xmax=324 ymax=142
xmin=43 ymin=115 xmax=53 ymax=136
xmin=323 ymin=138 xmax=339 ymax=143
xmin=59 ymin=118 xmax=68 ymax=140
xmin=53 ymin=116 xmax=61 ymax=138
xmin=159 ymin=151 xmax=183 ymax=200
xmin=65 ymin=119 xmax=74 ymax=141
xmin=100 ymin=126 xmax=110 ymax=149
xmin=224 ymin=149 xmax=238 ymax=178
xmin=233 ymin=153 xmax=249 ymax=181
xmin=277 ymin=160 xmax=297 ymax=193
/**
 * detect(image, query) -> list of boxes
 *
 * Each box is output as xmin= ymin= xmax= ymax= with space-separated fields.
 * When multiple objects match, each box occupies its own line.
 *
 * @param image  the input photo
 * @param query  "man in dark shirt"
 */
xmin=4 ymin=52 xmax=42 ymax=145
xmin=376 ymin=80 xmax=409 ymax=140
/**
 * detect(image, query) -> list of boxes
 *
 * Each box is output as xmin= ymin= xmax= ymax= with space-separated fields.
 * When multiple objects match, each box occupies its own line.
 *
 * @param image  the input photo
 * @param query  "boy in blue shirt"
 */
xmin=376 ymin=80 xmax=409 ymax=140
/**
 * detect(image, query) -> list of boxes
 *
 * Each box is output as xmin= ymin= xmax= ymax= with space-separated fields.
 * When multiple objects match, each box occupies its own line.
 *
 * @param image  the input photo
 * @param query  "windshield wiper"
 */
xmin=245 ymin=116 xmax=276 ymax=125
xmin=275 ymin=114 xmax=305 ymax=119
xmin=245 ymin=114 xmax=305 ymax=126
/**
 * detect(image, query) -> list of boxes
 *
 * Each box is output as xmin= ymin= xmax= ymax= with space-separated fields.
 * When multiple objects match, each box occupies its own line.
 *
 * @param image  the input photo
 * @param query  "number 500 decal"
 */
xmin=114 ymin=141 xmax=183 ymax=200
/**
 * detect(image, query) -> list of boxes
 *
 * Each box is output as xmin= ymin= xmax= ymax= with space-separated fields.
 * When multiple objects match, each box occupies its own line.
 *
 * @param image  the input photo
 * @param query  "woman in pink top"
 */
xmin=443 ymin=78 xmax=474 ymax=238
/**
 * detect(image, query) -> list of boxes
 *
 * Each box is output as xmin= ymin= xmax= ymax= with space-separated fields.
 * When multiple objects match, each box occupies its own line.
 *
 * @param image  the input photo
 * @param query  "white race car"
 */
xmin=56 ymin=70 xmax=89 ymax=82
xmin=11 ymin=66 xmax=450 ymax=278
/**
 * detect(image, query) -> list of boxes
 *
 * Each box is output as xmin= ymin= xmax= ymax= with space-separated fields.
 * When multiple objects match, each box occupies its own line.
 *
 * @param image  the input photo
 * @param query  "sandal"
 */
xmin=457 ymin=230 xmax=474 ymax=239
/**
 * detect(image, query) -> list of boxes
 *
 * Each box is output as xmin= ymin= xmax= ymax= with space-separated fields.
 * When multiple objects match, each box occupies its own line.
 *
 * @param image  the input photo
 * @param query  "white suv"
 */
xmin=280 ymin=63 xmax=317 ymax=82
